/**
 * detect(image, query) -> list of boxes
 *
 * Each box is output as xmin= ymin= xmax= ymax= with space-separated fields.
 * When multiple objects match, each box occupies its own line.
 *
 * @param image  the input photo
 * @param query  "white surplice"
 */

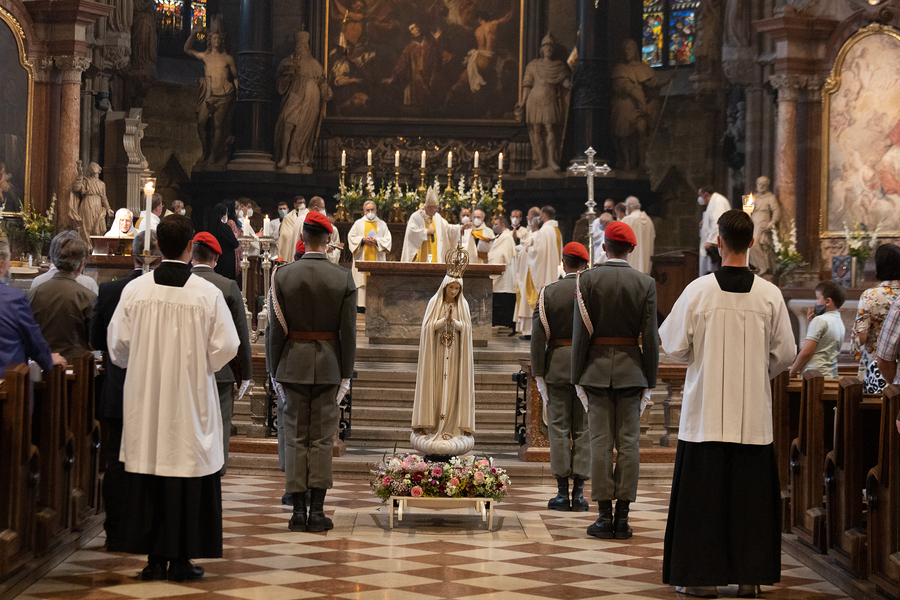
xmin=463 ymin=223 xmax=495 ymax=264
xmin=659 ymin=274 xmax=796 ymax=444
xmin=327 ymin=227 xmax=342 ymax=264
xmin=488 ymin=228 xmax=516 ymax=293
xmin=622 ymin=209 xmax=656 ymax=274
xmin=400 ymin=209 xmax=461 ymax=263
xmin=285 ymin=207 xmax=310 ymax=263
xmin=514 ymin=220 xmax=562 ymax=335
xmin=277 ymin=209 xmax=301 ymax=260
xmin=699 ymin=193 xmax=731 ymax=275
xmin=107 ymin=271 xmax=240 ymax=477
xmin=347 ymin=216 xmax=393 ymax=307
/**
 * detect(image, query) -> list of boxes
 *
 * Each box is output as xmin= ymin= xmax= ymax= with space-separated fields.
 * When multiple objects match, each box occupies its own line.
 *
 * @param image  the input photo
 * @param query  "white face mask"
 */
xmin=473 ymin=217 xmax=483 ymax=227
xmin=237 ymin=209 xmax=244 ymax=218
xmin=460 ymin=216 xmax=470 ymax=225
xmin=279 ymin=209 xmax=288 ymax=219
xmin=246 ymin=208 xmax=253 ymax=217
xmin=697 ymin=196 xmax=705 ymax=206
xmin=298 ymin=203 xmax=306 ymax=211
xmin=365 ymin=212 xmax=377 ymax=221
xmin=221 ymin=216 xmax=228 ymax=224
xmin=318 ymin=208 xmax=327 ymax=215
xmin=179 ymin=210 xmax=186 ymax=216
xmin=511 ymin=217 xmax=520 ymax=226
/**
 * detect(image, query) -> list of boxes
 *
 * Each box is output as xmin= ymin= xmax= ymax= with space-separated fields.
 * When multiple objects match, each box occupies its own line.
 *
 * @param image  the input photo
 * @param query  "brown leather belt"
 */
xmin=548 ymin=339 xmax=572 ymax=347
xmin=591 ymin=337 xmax=639 ymax=346
xmin=288 ymin=331 xmax=338 ymax=341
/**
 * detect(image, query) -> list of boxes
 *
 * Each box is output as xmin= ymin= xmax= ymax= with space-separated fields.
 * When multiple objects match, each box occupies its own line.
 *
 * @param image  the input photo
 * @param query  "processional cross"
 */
xmin=568 ymin=147 xmax=612 ymax=266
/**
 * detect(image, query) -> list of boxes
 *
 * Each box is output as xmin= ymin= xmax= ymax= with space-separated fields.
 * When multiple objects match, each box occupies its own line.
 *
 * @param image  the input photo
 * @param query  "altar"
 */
xmin=355 ymin=262 xmax=505 ymax=347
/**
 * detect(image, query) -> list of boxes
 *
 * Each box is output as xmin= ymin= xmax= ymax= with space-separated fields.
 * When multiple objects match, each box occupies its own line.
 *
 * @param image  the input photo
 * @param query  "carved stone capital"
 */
xmin=31 ymin=56 xmax=55 ymax=83
xmin=769 ymin=74 xmax=805 ymax=101
xmin=103 ymin=45 xmax=131 ymax=72
xmin=54 ymin=56 xmax=92 ymax=83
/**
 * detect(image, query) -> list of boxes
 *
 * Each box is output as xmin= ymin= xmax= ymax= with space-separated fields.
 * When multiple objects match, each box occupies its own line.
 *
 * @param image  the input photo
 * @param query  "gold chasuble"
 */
xmin=415 ymin=215 xmax=439 ymax=263
xmin=363 ymin=221 xmax=379 ymax=262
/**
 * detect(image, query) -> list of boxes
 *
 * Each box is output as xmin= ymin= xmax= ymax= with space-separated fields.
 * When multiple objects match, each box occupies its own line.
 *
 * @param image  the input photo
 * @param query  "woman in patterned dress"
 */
xmin=850 ymin=244 xmax=900 ymax=393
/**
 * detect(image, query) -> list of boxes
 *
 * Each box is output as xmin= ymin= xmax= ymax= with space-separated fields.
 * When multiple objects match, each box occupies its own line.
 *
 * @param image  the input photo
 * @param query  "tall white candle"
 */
xmin=447 ymin=151 xmax=452 ymax=169
xmin=341 ymin=150 xmax=346 ymax=167
xmin=367 ymin=149 xmax=372 ymax=166
xmin=474 ymin=151 xmax=479 ymax=169
xmin=263 ymin=214 xmax=270 ymax=237
xmin=143 ymin=180 xmax=154 ymax=254
xmin=395 ymin=150 xmax=400 ymax=168
xmin=421 ymin=151 xmax=426 ymax=169
xmin=498 ymin=153 xmax=503 ymax=170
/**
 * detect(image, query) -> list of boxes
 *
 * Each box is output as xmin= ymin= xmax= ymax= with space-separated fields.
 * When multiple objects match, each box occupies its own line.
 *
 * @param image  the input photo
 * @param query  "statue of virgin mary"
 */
xmin=410 ymin=242 xmax=476 ymax=457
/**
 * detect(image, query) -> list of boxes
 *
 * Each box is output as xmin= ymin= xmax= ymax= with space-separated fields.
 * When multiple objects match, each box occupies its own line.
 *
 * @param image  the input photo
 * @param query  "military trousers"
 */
xmin=587 ymin=386 xmax=642 ymax=502
xmin=547 ymin=383 xmax=591 ymax=480
xmin=283 ymin=383 xmax=339 ymax=493
xmin=217 ymin=382 xmax=234 ymax=476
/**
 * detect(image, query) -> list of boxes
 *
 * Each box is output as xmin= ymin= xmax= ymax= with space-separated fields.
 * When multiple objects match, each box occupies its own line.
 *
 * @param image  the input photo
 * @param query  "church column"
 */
xmin=229 ymin=0 xmax=276 ymax=171
xmin=569 ymin=0 xmax=612 ymax=163
xmin=55 ymin=56 xmax=92 ymax=228
xmin=30 ymin=58 xmax=55 ymax=215
xmin=769 ymin=74 xmax=802 ymax=226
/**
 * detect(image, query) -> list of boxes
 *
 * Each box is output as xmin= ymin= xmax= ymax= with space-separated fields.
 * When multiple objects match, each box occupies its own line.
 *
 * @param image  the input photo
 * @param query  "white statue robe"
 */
xmin=659 ymin=274 xmax=796 ymax=444
xmin=107 ymin=267 xmax=240 ymax=477
xmin=347 ymin=216 xmax=393 ymax=307
xmin=411 ymin=276 xmax=475 ymax=450
xmin=515 ymin=220 xmax=562 ymax=334
xmin=699 ymin=193 xmax=731 ymax=275
xmin=622 ymin=209 xmax=656 ymax=274
xmin=488 ymin=228 xmax=516 ymax=293
xmin=400 ymin=209 xmax=461 ymax=263
xmin=286 ymin=207 xmax=310 ymax=263
xmin=749 ymin=193 xmax=782 ymax=275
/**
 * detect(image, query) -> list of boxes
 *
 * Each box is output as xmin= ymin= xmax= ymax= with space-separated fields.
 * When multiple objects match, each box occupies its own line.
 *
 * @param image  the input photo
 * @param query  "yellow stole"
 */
xmin=415 ymin=215 xmax=438 ymax=263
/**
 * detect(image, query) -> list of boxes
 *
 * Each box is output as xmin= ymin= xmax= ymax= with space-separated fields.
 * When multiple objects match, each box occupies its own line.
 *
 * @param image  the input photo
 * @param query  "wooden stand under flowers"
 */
xmin=389 ymin=496 xmax=494 ymax=531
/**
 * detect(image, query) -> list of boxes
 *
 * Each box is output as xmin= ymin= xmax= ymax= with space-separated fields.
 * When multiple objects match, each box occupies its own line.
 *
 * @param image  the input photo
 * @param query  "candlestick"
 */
xmin=445 ymin=166 xmax=454 ymax=193
xmin=472 ymin=167 xmax=480 ymax=192
xmin=263 ymin=214 xmax=271 ymax=237
xmin=341 ymin=150 xmax=346 ymax=167
xmin=395 ymin=150 xmax=400 ymax=168
xmin=447 ymin=151 xmax=452 ymax=169
xmin=340 ymin=164 xmax=347 ymax=192
xmin=496 ymin=166 xmax=505 ymax=217
xmin=474 ymin=151 xmax=479 ymax=169
xmin=394 ymin=166 xmax=401 ymax=195
xmin=421 ymin=150 xmax=426 ymax=169
xmin=367 ymin=149 xmax=372 ymax=166
xmin=419 ymin=166 xmax=427 ymax=195
xmin=742 ymin=193 xmax=755 ymax=215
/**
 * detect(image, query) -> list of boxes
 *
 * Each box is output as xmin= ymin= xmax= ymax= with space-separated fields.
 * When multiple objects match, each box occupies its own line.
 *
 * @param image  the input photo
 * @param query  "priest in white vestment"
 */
xmin=400 ymin=187 xmax=468 ymax=263
xmin=659 ymin=209 xmax=796 ymax=597
xmin=488 ymin=216 xmax=516 ymax=327
xmin=285 ymin=199 xmax=312 ymax=264
xmin=107 ymin=215 xmax=240 ymax=581
xmin=698 ymin=186 xmax=731 ymax=275
xmin=347 ymin=201 xmax=392 ymax=308
xmin=278 ymin=197 xmax=307 ymax=262
xmin=515 ymin=206 xmax=562 ymax=337
xmin=621 ymin=196 xmax=655 ymax=274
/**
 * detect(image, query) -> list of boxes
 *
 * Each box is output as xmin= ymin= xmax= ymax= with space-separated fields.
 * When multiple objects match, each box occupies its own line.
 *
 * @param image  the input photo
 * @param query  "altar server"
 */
xmin=347 ymin=200 xmax=393 ymax=308
xmin=621 ymin=196 xmax=655 ymax=274
xmin=401 ymin=186 xmax=470 ymax=263
xmin=108 ymin=215 xmax=239 ymax=582
xmin=268 ymin=211 xmax=357 ymax=533
xmin=660 ymin=210 xmax=796 ymax=598
xmin=572 ymin=221 xmax=659 ymax=541
xmin=278 ymin=196 xmax=307 ymax=262
xmin=698 ymin=185 xmax=731 ymax=275
xmin=515 ymin=206 xmax=561 ymax=338
xmin=532 ymin=242 xmax=592 ymax=512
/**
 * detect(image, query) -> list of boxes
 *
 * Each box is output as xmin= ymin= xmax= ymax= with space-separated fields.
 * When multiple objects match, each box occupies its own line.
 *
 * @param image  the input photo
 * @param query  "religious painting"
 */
xmin=325 ymin=0 xmax=524 ymax=121
xmin=0 ymin=7 xmax=33 ymax=217
xmin=822 ymin=24 xmax=900 ymax=237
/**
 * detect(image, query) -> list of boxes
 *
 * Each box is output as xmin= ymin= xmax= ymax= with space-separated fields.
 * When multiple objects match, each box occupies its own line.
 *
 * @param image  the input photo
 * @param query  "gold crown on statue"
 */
xmin=445 ymin=240 xmax=469 ymax=279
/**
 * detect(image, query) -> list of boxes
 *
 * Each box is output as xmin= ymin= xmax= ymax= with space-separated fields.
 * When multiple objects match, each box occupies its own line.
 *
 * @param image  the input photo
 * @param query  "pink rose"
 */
xmin=432 ymin=467 xmax=443 ymax=477
xmin=382 ymin=477 xmax=391 ymax=485
xmin=474 ymin=471 xmax=485 ymax=483
xmin=401 ymin=461 xmax=411 ymax=469
xmin=449 ymin=477 xmax=460 ymax=486
xmin=411 ymin=486 xmax=424 ymax=497
xmin=415 ymin=461 xmax=428 ymax=472
xmin=478 ymin=459 xmax=490 ymax=466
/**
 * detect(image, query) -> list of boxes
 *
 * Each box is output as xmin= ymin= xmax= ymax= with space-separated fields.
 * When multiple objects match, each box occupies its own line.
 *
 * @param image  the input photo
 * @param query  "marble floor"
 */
xmin=15 ymin=476 xmax=849 ymax=600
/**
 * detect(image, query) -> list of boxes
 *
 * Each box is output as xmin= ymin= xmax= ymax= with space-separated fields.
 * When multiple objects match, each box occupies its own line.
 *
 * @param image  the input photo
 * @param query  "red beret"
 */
xmin=304 ymin=210 xmax=333 ymax=234
xmin=295 ymin=239 xmax=306 ymax=256
xmin=562 ymin=242 xmax=589 ymax=262
xmin=193 ymin=232 xmax=222 ymax=255
xmin=604 ymin=221 xmax=637 ymax=246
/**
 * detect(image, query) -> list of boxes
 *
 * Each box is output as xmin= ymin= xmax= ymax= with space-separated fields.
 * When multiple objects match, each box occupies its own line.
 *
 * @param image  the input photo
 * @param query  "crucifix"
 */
xmin=568 ymin=147 xmax=612 ymax=266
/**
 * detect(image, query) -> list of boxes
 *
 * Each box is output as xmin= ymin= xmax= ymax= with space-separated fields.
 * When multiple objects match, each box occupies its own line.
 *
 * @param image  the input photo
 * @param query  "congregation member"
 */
xmin=401 ymin=187 xmax=471 ymax=263
xmin=105 ymin=208 xmax=136 ymax=238
xmin=789 ymin=280 xmax=846 ymax=379
xmin=224 ymin=201 xmax=243 ymax=269
xmin=210 ymin=203 xmax=241 ymax=280
xmin=191 ymin=232 xmax=254 ymax=475
xmin=136 ymin=194 xmax=163 ymax=232
xmin=488 ymin=215 xmax=516 ymax=328
xmin=851 ymin=243 xmax=900 ymax=393
xmin=280 ymin=195 xmax=308 ymax=263
xmin=531 ymin=242 xmax=591 ymax=512
xmin=572 ymin=221 xmax=659 ymax=540
xmin=515 ymin=206 xmax=561 ymax=339
xmin=90 ymin=231 xmax=161 ymax=551
xmin=28 ymin=233 xmax=95 ymax=364
xmin=108 ymin=215 xmax=239 ymax=582
xmin=267 ymin=212 xmax=357 ymax=532
xmin=347 ymin=200 xmax=392 ymax=310
xmin=31 ymin=230 xmax=100 ymax=294
xmin=698 ymin=185 xmax=731 ymax=275
xmin=876 ymin=297 xmax=900 ymax=400
xmin=621 ymin=196 xmax=655 ymax=275
xmin=0 ymin=238 xmax=66 ymax=374
xmin=660 ymin=210 xmax=795 ymax=598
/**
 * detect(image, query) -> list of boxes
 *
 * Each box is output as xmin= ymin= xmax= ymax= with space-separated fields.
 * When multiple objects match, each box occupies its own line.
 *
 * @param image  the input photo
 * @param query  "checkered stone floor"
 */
xmin=15 ymin=476 xmax=849 ymax=600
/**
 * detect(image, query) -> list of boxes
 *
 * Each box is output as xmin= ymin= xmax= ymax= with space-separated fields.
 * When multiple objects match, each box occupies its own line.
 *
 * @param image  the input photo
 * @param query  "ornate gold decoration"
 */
xmin=0 ymin=5 xmax=34 ymax=217
xmin=445 ymin=239 xmax=469 ymax=279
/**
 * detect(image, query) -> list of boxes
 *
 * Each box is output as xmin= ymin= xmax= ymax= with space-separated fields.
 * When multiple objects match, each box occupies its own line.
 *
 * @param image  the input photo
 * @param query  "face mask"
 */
xmin=511 ymin=217 xmax=520 ymax=226
xmin=493 ymin=226 xmax=503 ymax=235
xmin=246 ymin=208 xmax=253 ymax=217
xmin=221 ymin=216 xmax=228 ymax=224
xmin=237 ymin=209 xmax=244 ymax=218
xmin=365 ymin=212 xmax=377 ymax=221
xmin=814 ymin=303 xmax=827 ymax=316
xmin=298 ymin=203 xmax=306 ymax=211
xmin=179 ymin=210 xmax=186 ymax=216
xmin=319 ymin=209 xmax=327 ymax=215
xmin=697 ymin=196 xmax=705 ymax=206
xmin=473 ymin=217 xmax=483 ymax=227
xmin=460 ymin=216 xmax=470 ymax=224
xmin=279 ymin=209 xmax=288 ymax=219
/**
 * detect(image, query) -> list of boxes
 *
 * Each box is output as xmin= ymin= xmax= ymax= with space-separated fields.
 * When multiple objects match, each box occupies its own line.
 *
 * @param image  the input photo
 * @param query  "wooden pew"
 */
xmin=824 ymin=378 xmax=882 ymax=577
xmin=66 ymin=353 xmax=101 ymax=530
xmin=790 ymin=370 xmax=837 ymax=553
xmin=865 ymin=385 xmax=900 ymax=598
xmin=0 ymin=365 xmax=40 ymax=580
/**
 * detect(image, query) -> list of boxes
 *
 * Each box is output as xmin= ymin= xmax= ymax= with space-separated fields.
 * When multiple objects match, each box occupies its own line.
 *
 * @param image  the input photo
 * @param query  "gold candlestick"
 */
xmin=367 ymin=165 xmax=375 ymax=198
xmin=472 ymin=167 xmax=480 ymax=193
xmin=418 ymin=167 xmax=427 ymax=195
xmin=445 ymin=167 xmax=454 ymax=193
xmin=495 ymin=166 xmax=505 ymax=219
xmin=394 ymin=167 xmax=401 ymax=195
xmin=340 ymin=165 xmax=347 ymax=192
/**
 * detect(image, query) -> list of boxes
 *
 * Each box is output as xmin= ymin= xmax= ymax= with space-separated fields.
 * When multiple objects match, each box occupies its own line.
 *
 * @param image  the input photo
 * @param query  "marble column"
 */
xmin=55 ymin=56 xmax=91 ymax=228
xmin=570 ymin=0 xmax=612 ymax=163
xmin=229 ymin=0 xmax=276 ymax=171
xmin=770 ymin=74 xmax=804 ymax=227
xmin=30 ymin=58 xmax=55 ymax=215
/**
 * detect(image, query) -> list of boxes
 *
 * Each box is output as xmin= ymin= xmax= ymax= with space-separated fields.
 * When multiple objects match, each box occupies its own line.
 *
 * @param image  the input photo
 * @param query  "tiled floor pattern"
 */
xmin=16 ymin=476 xmax=849 ymax=600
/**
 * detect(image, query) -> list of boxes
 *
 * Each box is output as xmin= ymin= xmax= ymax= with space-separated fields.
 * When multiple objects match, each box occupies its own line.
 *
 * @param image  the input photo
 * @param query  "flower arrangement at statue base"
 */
xmin=371 ymin=453 xmax=510 ymax=504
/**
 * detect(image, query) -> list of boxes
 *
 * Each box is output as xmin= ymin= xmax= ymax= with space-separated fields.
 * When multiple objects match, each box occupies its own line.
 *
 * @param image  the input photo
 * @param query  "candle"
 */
xmin=474 ymin=151 xmax=479 ymax=169
xmin=143 ymin=180 xmax=154 ymax=254
xmin=395 ymin=150 xmax=400 ymax=168
xmin=243 ymin=217 xmax=251 ymax=236
xmin=447 ymin=151 xmax=452 ymax=169
xmin=421 ymin=151 xmax=426 ymax=169
xmin=498 ymin=153 xmax=503 ymax=170
xmin=263 ymin=214 xmax=271 ymax=237
xmin=367 ymin=149 xmax=372 ymax=166
xmin=341 ymin=150 xmax=346 ymax=167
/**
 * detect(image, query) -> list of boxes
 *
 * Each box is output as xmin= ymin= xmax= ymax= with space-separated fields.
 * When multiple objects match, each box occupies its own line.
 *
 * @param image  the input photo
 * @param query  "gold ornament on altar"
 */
xmin=445 ymin=239 xmax=469 ymax=280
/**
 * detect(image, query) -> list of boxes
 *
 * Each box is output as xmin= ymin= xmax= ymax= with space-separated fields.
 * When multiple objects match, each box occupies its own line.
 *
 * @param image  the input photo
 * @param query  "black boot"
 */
xmin=548 ymin=476 xmax=571 ymax=511
xmin=570 ymin=479 xmax=590 ymax=512
xmin=614 ymin=500 xmax=632 ymax=539
xmin=307 ymin=488 xmax=334 ymax=532
xmin=167 ymin=559 xmax=204 ymax=582
xmin=586 ymin=500 xmax=614 ymax=539
xmin=288 ymin=491 xmax=308 ymax=532
xmin=140 ymin=555 xmax=167 ymax=581
xmin=281 ymin=492 xmax=291 ymax=505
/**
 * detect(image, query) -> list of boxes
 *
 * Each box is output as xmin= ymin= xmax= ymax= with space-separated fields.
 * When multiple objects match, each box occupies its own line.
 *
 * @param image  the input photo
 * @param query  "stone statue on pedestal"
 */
xmin=410 ymin=243 xmax=475 ymax=457
xmin=274 ymin=32 xmax=332 ymax=174
xmin=69 ymin=161 xmax=114 ymax=246
xmin=516 ymin=33 xmax=571 ymax=176
xmin=184 ymin=18 xmax=237 ymax=171
xmin=611 ymin=39 xmax=661 ymax=174
xmin=749 ymin=176 xmax=783 ymax=276
xmin=130 ymin=0 xmax=156 ymax=75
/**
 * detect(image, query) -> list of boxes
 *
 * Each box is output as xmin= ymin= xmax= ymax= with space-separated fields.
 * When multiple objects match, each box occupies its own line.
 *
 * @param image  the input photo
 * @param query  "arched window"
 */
xmin=643 ymin=0 xmax=699 ymax=68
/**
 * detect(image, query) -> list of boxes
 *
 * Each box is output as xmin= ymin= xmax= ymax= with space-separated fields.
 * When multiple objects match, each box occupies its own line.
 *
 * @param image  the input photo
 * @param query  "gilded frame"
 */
xmin=322 ymin=0 xmax=525 ymax=124
xmin=0 ymin=5 xmax=33 ymax=218
xmin=820 ymin=22 xmax=900 ymax=238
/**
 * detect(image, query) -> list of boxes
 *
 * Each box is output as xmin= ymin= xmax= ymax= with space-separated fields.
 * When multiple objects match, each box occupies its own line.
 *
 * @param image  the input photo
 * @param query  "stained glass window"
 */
xmin=191 ymin=0 xmax=206 ymax=42
xmin=643 ymin=0 xmax=700 ymax=68
xmin=156 ymin=0 xmax=183 ymax=36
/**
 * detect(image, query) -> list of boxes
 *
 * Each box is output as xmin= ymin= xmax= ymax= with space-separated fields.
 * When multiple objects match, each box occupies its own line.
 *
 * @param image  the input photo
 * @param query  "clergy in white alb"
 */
xmin=488 ymin=217 xmax=516 ymax=326
xmin=659 ymin=209 xmax=796 ymax=595
xmin=326 ymin=222 xmax=342 ymax=264
xmin=515 ymin=206 xmax=562 ymax=336
xmin=621 ymin=196 xmax=655 ymax=274
xmin=278 ymin=198 xmax=307 ymax=262
xmin=401 ymin=186 xmax=466 ymax=263
xmin=347 ymin=201 xmax=393 ymax=308
xmin=698 ymin=186 xmax=731 ymax=275
xmin=106 ymin=215 xmax=240 ymax=580
xmin=463 ymin=208 xmax=495 ymax=264
xmin=286 ymin=201 xmax=312 ymax=264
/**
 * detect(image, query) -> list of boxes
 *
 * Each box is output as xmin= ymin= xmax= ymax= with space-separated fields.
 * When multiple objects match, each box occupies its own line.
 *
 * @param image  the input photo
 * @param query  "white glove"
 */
xmin=640 ymin=389 xmax=653 ymax=416
xmin=336 ymin=378 xmax=351 ymax=405
xmin=237 ymin=380 xmax=252 ymax=400
xmin=575 ymin=385 xmax=589 ymax=413
xmin=272 ymin=380 xmax=286 ymax=404
xmin=534 ymin=376 xmax=549 ymax=409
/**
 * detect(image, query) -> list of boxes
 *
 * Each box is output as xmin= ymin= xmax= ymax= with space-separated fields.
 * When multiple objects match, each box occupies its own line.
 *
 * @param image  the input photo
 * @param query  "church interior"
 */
xmin=2 ymin=0 xmax=900 ymax=598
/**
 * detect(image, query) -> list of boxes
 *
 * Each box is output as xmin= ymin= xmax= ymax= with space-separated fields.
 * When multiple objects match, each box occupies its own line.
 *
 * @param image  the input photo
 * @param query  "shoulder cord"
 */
xmin=269 ymin=264 xmax=288 ymax=335
xmin=538 ymin=285 xmax=551 ymax=341
xmin=575 ymin=272 xmax=594 ymax=338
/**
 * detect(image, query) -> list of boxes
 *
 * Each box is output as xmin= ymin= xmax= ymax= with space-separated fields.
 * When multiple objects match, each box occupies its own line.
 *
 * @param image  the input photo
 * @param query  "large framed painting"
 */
xmin=821 ymin=23 xmax=900 ymax=238
xmin=324 ymin=0 xmax=524 ymax=122
xmin=0 ymin=6 xmax=32 ymax=217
